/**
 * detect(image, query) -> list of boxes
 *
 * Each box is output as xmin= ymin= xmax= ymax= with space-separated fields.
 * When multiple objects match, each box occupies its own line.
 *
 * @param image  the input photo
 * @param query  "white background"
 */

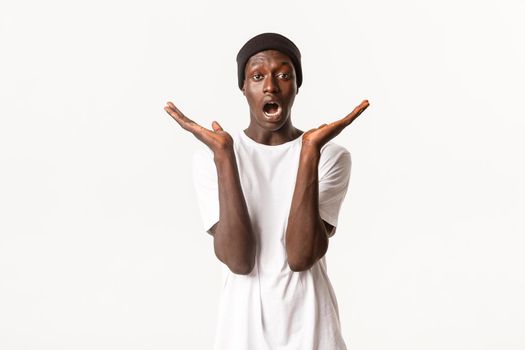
xmin=1 ymin=0 xmax=524 ymax=349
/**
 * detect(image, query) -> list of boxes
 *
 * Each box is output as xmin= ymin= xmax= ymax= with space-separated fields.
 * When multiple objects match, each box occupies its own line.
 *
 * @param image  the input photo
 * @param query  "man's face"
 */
xmin=242 ymin=50 xmax=298 ymax=132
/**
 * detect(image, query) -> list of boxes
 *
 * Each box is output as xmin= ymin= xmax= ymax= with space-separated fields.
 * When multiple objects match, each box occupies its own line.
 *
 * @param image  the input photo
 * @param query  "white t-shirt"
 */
xmin=192 ymin=129 xmax=351 ymax=350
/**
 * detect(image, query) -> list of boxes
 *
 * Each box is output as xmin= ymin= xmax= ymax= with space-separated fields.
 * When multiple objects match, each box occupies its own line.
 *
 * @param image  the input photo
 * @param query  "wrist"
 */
xmin=213 ymin=148 xmax=236 ymax=165
xmin=300 ymin=143 xmax=321 ymax=160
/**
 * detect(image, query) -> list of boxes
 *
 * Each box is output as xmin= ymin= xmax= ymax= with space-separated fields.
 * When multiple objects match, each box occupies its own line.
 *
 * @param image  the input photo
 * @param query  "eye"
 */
xmin=252 ymin=73 xmax=263 ymax=81
xmin=277 ymin=72 xmax=290 ymax=80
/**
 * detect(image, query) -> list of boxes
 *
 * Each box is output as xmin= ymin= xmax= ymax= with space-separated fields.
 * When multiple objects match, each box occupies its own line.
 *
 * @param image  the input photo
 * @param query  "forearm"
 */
xmin=213 ymin=151 xmax=256 ymax=275
xmin=285 ymin=146 xmax=328 ymax=271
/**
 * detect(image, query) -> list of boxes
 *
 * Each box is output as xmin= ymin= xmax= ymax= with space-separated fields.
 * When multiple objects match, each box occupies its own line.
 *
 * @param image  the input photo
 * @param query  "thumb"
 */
xmin=318 ymin=123 xmax=328 ymax=129
xmin=211 ymin=121 xmax=223 ymax=132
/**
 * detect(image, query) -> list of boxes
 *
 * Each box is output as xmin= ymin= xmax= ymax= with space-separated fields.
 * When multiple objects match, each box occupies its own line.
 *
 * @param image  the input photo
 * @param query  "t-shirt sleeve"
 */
xmin=318 ymin=143 xmax=351 ymax=236
xmin=192 ymin=147 xmax=220 ymax=234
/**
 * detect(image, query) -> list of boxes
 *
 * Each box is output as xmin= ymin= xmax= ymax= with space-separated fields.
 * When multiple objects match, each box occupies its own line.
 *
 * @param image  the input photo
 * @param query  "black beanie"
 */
xmin=236 ymin=33 xmax=302 ymax=90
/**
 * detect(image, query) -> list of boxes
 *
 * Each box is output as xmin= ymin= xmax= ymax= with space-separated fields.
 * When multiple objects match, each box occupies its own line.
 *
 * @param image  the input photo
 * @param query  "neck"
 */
xmin=244 ymin=121 xmax=303 ymax=146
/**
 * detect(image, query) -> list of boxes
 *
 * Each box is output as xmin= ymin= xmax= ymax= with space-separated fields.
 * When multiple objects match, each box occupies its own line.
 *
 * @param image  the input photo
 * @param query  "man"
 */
xmin=164 ymin=33 xmax=369 ymax=350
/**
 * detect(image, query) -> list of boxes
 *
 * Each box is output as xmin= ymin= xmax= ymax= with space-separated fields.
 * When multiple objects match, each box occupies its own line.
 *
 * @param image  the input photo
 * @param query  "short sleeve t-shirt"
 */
xmin=192 ymin=129 xmax=351 ymax=350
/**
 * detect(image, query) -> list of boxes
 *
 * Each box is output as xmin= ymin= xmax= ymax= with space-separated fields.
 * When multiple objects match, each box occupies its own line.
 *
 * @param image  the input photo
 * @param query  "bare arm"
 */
xmin=285 ymin=148 xmax=328 ymax=271
xmin=165 ymin=102 xmax=255 ymax=275
xmin=211 ymin=151 xmax=256 ymax=275
xmin=285 ymin=100 xmax=369 ymax=271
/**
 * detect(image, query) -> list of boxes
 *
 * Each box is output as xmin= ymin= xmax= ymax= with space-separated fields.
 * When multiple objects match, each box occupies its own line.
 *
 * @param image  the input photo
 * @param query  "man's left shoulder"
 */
xmin=320 ymin=141 xmax=351 ymax=162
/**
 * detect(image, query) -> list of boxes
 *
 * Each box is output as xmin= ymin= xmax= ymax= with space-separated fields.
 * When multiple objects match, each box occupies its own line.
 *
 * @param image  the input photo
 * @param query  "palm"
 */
xmin=164 ymin=101 xmax=233 ymax=153
xmin=302 ymin=100 xmax=369 ymax=150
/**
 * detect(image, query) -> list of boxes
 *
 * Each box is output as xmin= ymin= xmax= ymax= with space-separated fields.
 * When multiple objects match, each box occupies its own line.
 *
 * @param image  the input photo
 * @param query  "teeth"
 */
xmin=264 ymin=106 xmax=281 ymax=117
xmin=263 ymin=102 xmax=281 ymax=117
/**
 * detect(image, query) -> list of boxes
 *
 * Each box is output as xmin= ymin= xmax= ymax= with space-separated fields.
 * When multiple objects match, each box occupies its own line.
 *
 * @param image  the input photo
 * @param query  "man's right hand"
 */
xmin=164 ymin=101 xmax=233 ymax=155
xmin=165 ymin=102 xmax=255 ymax=275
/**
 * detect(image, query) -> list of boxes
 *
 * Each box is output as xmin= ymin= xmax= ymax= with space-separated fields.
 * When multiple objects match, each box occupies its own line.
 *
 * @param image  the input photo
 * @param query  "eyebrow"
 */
xmin=247 ymin=61 xmax=292 ymax=70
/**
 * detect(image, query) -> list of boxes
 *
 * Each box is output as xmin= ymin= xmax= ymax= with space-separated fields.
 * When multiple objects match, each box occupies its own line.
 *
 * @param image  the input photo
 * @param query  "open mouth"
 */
xmin=263 ymin=102 xmax=282 ymax=118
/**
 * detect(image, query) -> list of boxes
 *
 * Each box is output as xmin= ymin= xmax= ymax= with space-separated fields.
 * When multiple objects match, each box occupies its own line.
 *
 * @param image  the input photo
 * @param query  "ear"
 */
xmin=242 ymin=81 xmax=246 ymax=96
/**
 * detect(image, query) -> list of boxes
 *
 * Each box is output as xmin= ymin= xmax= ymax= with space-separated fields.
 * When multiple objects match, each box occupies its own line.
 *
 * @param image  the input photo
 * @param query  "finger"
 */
xmin=211 ymin=121 xmax=223 ymax=132
xmin=164 ymin=106 xmax=190 ymax=130
xmin=164 ymin=102 xmax=185 ymax=121
xmin=164 ymin=102 xmax=199 ymax=131
xmin=342 ymin=99 xmax=370 ymax=125
xmin=166 ymin=101 xmax=183 ymax=116
xmin=318 ymin=123 xmax=328 ymax=129
xmin=165 ymin=101 xmax=193 ymax=122
xmin=347 ymin=100 xmax=369 ymax=119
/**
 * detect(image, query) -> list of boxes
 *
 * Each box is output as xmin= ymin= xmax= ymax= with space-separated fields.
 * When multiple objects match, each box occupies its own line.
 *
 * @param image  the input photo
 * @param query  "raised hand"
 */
xmin=302 ymin=100 xmax=370 ymax=152
xmin=164 ymin=101 xmax=233 ymax=155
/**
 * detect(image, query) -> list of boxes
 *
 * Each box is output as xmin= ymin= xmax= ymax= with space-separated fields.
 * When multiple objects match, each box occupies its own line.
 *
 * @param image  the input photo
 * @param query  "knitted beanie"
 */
xmin=236 ymin=33 xmax=302 ymax=90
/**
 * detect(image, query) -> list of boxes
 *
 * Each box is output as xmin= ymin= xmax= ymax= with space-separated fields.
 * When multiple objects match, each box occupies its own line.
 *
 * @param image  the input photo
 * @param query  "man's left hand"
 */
xmin=301 ymin=100 xmax=369 ymax=152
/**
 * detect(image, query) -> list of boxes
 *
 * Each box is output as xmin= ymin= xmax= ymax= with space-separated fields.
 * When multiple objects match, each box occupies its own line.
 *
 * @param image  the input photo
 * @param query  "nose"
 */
xmin=263 ymin=76 xmax=280 ymax=94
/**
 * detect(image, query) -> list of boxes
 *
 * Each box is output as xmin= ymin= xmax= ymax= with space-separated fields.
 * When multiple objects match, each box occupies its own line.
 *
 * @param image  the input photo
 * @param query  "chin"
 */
xmin=258 ymin=114 xmax=290 ymax=129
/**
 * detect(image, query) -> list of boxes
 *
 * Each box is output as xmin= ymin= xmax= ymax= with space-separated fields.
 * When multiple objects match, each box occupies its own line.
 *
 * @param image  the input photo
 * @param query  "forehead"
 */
xmin=245 ymin=50 xmax=294 ymax=69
